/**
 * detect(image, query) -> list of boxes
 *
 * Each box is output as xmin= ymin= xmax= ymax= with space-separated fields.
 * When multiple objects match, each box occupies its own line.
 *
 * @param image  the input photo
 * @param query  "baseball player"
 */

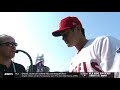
xmin=52 ymin=16 xmax=120 ymax=76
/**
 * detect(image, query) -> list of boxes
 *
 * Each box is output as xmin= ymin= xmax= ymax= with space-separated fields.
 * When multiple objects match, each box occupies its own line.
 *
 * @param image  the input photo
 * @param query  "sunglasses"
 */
xmin=0 ymin=42 xmax=18 ymax=47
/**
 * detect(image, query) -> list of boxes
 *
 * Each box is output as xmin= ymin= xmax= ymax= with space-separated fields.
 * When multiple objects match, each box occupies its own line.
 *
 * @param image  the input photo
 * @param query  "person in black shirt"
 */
xmin=0 ymin=34 xmax=26 ymax=73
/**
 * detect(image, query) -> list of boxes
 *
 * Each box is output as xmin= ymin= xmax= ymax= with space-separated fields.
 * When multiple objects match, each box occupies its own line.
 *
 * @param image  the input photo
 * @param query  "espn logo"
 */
xmin=3 ymin=73 xmax=14 ymax=78
xmin=4 ymin=73 xmax=13 ymax=75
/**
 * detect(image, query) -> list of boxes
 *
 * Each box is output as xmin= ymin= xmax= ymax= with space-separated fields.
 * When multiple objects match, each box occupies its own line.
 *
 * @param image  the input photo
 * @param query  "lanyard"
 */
xmin=12 ymin=61 xmax=16 ymax=72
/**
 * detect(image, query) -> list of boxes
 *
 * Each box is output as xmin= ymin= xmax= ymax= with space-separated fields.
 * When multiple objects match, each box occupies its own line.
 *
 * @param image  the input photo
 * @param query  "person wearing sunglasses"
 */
xmin=52 ymin=16 xmax=120 ymax=77
xmin=0 ymin=34 xmax=26 ymax=73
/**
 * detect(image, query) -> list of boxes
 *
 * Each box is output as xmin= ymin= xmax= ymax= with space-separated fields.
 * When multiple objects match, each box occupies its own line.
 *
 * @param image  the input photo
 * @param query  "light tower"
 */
xmin=35 ymin=54 xmax=50 ymax=72
xmin=35 ymin=54 xmax=44 ymax=66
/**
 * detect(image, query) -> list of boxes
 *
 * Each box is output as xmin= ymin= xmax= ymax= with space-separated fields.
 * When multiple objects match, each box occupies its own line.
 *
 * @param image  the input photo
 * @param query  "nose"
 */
xmin=62 ymin=35 xmax=65 ymax=40
xmin=11 ymin=45 xmax=16 ymax=50
xmin=62 ymin=36 xmax=64 ymax=40
xmin=62 ymin=36 xmax=68 ymax=44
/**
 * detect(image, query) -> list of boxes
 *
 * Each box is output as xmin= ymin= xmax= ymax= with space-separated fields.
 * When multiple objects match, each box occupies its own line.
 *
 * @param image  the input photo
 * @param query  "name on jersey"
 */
xmin=72 ymin=61 xmax=103 ymax=72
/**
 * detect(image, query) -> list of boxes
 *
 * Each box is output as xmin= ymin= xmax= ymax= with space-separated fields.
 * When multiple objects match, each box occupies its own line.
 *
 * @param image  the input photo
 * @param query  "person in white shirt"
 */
xmin=52 ymin=16 xmax=120 ymax=76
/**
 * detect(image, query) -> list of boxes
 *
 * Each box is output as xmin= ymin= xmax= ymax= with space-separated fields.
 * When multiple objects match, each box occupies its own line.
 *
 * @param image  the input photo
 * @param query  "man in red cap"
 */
xmin=52 ymin=16 xmax=120 ymax=77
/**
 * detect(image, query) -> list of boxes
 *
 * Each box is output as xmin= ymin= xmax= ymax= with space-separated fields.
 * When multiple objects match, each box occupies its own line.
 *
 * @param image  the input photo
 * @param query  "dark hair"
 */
xmin=71 ymin=27 xmax=85 ymax=37
xmin=81 ymin=27 xmax=85 ymax=37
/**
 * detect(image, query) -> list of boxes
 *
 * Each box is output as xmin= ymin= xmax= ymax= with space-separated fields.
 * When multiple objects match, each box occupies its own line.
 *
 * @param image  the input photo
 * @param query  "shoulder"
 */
xmin=89 ymin=36 xmax=120 ymax=49
xmin=94 ymin=36 xmax=110 ymax=41
xmin=13 ymin=62 xmax=25 ymax=68
xmin=94 ymin=35 xmax=120 ymax=43
xmin=13 ymin=62 xmax=26 ymax=72
xmin=95 ymin=35 xmax=119 ymax=40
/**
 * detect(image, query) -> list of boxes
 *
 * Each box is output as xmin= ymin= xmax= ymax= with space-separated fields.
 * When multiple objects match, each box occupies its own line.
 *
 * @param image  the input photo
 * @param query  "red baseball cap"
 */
xmin=52 ymin=16 xmax=82 ymax=37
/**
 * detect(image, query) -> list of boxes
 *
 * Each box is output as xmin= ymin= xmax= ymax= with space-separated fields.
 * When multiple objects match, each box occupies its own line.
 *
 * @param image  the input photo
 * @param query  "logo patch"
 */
xmin=72 ymin=22 xmax=76 ymax=25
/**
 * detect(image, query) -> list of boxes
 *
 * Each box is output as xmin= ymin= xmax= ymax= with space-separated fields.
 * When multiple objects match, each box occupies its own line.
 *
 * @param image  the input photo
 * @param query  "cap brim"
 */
xmin=52 ymin=30 xmax=65 ymax=37
xmin=52 ymin=27 xmax=71 ymax=37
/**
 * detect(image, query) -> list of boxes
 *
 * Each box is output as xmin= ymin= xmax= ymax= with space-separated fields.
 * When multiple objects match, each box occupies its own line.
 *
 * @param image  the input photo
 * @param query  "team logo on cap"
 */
xmin=72 ymin=22 xmax=76 ymax=25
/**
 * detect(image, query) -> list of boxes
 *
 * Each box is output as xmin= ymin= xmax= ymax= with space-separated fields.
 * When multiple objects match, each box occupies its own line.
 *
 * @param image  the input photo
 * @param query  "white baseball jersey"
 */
xmin=69 ymin=36 xmax=120 ymax=74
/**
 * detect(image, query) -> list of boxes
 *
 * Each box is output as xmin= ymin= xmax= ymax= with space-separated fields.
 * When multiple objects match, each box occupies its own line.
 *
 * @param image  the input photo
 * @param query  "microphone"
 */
xmin=15 ymin=49 xmax=33 ymax=72
xmin=16 ymin=50 xmax=19 ymax=53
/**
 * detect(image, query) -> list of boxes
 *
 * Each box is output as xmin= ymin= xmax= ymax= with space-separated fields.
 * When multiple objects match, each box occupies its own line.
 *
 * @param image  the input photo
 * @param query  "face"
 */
xmin=0 ymin=36 xmax=17 ymax=59
xmin=61 ymin=28 xmax=80 ymax=47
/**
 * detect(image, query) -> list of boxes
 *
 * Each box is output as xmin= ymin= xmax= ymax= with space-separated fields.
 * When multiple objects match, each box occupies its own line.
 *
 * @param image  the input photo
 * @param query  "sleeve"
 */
xmin=99 ymin=36 xmax=120 ymax=72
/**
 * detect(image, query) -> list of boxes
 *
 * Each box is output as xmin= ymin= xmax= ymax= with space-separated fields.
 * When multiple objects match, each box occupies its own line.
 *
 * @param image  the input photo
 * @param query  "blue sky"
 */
xmin=0 ymin=12 xmax=120 ymax=72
